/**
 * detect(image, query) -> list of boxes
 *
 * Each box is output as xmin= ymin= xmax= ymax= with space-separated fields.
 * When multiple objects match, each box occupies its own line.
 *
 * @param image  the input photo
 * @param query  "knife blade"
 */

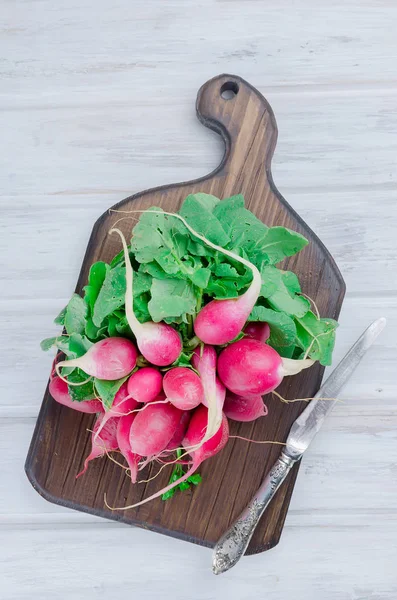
xmin=286 ymin=316 xmax=386 ymax=458
xmin=212 ymin=317 xmax=386 ymax=575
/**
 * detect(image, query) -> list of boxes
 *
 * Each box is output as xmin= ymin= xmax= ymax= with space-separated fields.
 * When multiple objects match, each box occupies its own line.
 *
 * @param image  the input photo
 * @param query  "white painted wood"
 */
xmin=1 ymin=523 xmax=396 ymax=600
xmin=1 ymin=91 xmax=397 ymax=198
xmin=1 ymin=0 xmax=397 ymax=597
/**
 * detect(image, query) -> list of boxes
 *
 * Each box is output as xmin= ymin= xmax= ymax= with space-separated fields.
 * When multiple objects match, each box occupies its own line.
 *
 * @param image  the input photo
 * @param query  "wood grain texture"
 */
xmin=25 ymin=74 xmax=345 ymax=554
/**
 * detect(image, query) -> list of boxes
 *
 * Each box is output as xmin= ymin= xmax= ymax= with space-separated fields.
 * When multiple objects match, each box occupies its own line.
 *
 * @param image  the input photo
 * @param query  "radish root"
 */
xmin=229 ymin=436 xmax=286 ymax=445
xmin=272 ymin=390 xmax=343 ymax=404
xmin=298 ymin=292 xmax=321 ymax=319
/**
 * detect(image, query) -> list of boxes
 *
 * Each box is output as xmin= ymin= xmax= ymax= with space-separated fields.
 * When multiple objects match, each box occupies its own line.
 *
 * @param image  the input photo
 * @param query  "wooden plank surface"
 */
xmin=1 ymin=0 xmax=396 ymax=597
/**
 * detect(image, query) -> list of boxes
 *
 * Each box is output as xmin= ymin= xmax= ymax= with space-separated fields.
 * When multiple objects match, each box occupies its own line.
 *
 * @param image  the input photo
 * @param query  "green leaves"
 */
xmin=148 ymin=278 xmax=196 ymax=322
xmin=64 ymin=294 xmax=87 ymax=335
xmin=40 ymin=335 xmax=71 ymax=354
xmin=295 ymin=311 xmax=338 ymax=366
xmin=251 ymin=226 xmax=308 ymax=266
xmin=180 ymin=193 xmax=230 ymax=246
xmin=67 ymin=369 xmax=96 ymax=402
xmin=131 ymin=207 xmax=187 ymax=264
xmin=260 ymin=266 xmax=310 ymax=317
xmin=42 ymin=192 xmax=338 ymax=375
xmin=84 ymin=262 xmax=108 ymax=313
xmin=161 ymin=449 xmax=202 ymax=501
xmin=213 ymin=194 xmax=269 ymax=256
xmin=94 ymin=377 xmax=128 ymax=410
xmin=92 ymin=265 xmax=126 ymax=327
xmin=54 ymin=306 xmax=66 ymax=326
xmin=248 ymin=306 xmax=297 ymax=347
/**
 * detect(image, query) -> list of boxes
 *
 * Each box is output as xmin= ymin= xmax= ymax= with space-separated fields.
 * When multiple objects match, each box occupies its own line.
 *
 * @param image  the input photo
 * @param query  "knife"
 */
xmin=212 ymin=317 xmax=386 ymax=575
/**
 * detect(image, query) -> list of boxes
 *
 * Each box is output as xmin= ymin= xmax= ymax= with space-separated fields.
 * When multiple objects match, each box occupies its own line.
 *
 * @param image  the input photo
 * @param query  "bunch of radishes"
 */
xmin=48 ymin=211 xmax=315 ymax=508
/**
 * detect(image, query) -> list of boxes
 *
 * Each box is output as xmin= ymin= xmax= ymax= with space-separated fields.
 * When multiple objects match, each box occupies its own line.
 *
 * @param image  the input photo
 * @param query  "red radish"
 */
xmin=56 ymin=337 xmax=138 ymax=381
xmin=166 ymin=410 xmax=191 ymax=450
xmin=111 ymin=228 xmax=182 ymax=366
xmin=175 ymin=221 xmax=261 ymax=345
xmin=191 ymin=345 xmax=224 ymax=447
xmin=127 ymin=367 xmax=163 ymax=403
xmin=110 ymin=407 xmax=229 ymax=510
xmin=129 ymin=402 xmax=183 ymax=457
xmin=94 ymin=382 xmax=139 ymax=442
xmin=116 ymin=413 xmax=140 ymax=483
xmin=224 ymin=392 xmax=268 ymax=422
xmin=163 ymin=367 xmax=204 ymax=410
xmin=76 ymin=414 xmax=119 ymax=478
xmin=183 ymin=406 xmax=229 ymax=457
xmin=192 ymin=348 xmax=226 ymax=408
xmin=210 ymin=377 xmax=226 ymax=408
xmin=194 ymin=270 xmax=261 ymax=344
xmin=217 ymin=338 xmax=313 ymax=397
xmin=200 ymin=376 xmax=226 ymax=411
xmin=244 ymin=322 xmax=270 ymax=343
xmin=49 ymin=376 xmax=103 ymax=414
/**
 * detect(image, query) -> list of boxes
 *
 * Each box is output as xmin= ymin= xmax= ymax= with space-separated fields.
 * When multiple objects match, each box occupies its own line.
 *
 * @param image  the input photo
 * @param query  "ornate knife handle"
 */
xmin=212 ymin=452 xmax=298 ymax=575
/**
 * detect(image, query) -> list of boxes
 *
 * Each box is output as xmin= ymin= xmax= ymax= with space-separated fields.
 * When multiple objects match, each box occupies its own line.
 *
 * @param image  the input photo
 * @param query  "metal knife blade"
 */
xmin=212 ymin=317 xmax=386 ymax=574
xmin=286 ymin=316 xmax=386 ymax=458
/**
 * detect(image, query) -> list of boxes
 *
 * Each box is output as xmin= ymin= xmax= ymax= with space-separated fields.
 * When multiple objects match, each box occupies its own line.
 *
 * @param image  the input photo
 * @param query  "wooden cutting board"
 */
xmin=25 ymin=74 xmax=345 ymax=554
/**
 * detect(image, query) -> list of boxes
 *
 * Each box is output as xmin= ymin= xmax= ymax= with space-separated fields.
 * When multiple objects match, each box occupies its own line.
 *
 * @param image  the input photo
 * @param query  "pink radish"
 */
xmin=166 ymin=410 xmax=191 ymax=451
xmin=110 ymin=406 xmax=229 ymax=510
xmin=215 ymin=377 xmax=226 ymax=409
xmin=111 ymin=228 xmax=182 ymax=366
xmin=116 ymin=413 xmax=140 ymax=483
xmin=163 ymin=367 xmax=204 ymax=410
xmin=129 ymin=402 xmax=183 ymax=457
xmin=56 ymin=337 xmax=138 ymax=381
xmin=194 ymin=273 xmax=261 ymax=344
xmin=169 ymin=215 xmax=261 ymax=345
xmin=49 ymin=376 xmax=103 ymax=414
xmin=223 ymin=392 xmax=268 ymax=422
xmin=191 ymin=345 xmax=224 ymax=446
xmin=76 ymin=414 xmax=119 ymax=478
xmin=127 ymin=367 xmax=163 ymax=403
xmin=217 ymin=338 xmax=313 ymax=397
xmin=183 ymin=406 xmax=229 ymax=457
xmin=200 ymin=376 xmax=226 ymax=411
xmin=244 ymin=322 xmax=270 ymax=343
xmin=94 ymin=381 xmax=139 ymax=442
xmin=192 ymin=346 xmax=226 ymax=414
xmin=197 ymin=376 xmax=226 ymax=409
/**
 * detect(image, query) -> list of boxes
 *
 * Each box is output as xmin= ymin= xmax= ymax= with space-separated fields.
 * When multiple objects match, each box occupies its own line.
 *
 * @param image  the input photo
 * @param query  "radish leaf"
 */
xmin=68 ymin=369 xmax=96 ymax=402
xmin=94 ymin=376 xmax=129 ymax=411
xmin=92 ymin=266 xmax=126 ymax=327
xmin=65 ymin=294 xmax=88 ymax=335
xmin=295 ymin=311 xmax=338 ymax=366
xmin=54 ymin=306 xmax=66 ymax=326
xmin=148 ymin=278 xmax=196 ymax=322
xmin=180 ymin=193 xmax=230 ymax=246
xmin=248 ymin=306 xmax=297 ymax=347
xmin=251 ymin=226 xmax=308 ymax=266
xmin=84 ymin=262 xmax=109 ymax=312
xmin=259 ymin=266 xmax=310 ymax=317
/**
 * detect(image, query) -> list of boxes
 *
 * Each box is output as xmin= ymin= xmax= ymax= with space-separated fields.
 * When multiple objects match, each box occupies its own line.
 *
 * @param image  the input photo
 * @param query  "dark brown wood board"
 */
xmin=25 ymin=74 xmax=345 ymax=555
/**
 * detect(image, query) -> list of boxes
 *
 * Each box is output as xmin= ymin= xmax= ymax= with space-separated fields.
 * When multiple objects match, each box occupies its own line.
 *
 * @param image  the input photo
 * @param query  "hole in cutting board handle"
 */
xmin=220 ymin=81 xmax=239 ymax=100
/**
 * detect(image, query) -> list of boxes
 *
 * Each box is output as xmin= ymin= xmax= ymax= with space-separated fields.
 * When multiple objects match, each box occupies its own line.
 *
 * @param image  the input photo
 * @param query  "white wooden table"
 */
xmin=1 ymin=2 xmax=396 ymax=598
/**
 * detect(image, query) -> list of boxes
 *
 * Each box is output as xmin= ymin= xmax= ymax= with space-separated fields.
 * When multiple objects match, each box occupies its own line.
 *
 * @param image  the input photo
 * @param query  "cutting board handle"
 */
xmin=196 ymin=74 xmax=278 ymax=182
